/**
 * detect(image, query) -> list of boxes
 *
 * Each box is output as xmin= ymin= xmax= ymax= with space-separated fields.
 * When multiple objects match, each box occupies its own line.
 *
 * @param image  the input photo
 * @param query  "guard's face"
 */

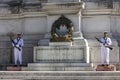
xmin=104 ymin=33 xmax=108 ymax=37
xmin=17 ymin=34 xmax=21 ymax=38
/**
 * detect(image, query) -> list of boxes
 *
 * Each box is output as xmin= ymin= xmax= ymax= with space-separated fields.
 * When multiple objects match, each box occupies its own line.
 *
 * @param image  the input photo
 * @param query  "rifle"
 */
xmin=10 ymin=36 xmax=21 ymax=51
xmin=95 ymin=37 xmax=113 ymax=50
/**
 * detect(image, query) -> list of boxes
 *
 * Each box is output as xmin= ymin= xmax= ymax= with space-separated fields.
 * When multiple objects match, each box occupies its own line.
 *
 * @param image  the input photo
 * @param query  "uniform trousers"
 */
xmin=101 ymin=46 xmax=109 ymax=64
xmin=14 ymin=48 xmax=22 ymax=64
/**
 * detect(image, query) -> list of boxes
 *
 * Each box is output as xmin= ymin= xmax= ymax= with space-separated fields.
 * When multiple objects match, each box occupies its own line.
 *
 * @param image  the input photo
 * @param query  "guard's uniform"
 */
xmin=100 ymin=37 xmax=112 ymax=64
xmin=12 ymin=37 xmax=24 ymax=64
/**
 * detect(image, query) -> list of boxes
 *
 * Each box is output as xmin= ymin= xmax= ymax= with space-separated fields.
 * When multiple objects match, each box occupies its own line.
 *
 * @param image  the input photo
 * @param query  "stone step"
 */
xmin=22 ymin=66 xmax=93 ymax=71
xmin=22 ymin=63 xmax=94 ymax=71
xmin=0 ymin=71 xmax=120 ymax=80
xmin=1 ymin=76 xmax=120 ymax=80
xmin=1 ymin=71 xmax=120 ymax=76
xmin=28 ymin=63 xmax=92 ymax=67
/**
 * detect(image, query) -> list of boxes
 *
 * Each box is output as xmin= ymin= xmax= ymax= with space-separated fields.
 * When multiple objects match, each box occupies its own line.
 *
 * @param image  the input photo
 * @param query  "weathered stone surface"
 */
xmin=0 ymin=71 xmax=120 ymax=79
xmin=22 ymin=63 xmax=93 ymax=71
xmin=34 ymin=46 xmax=85 ymax=63
xmin=49 ymin=42 xmax=72 ymax=47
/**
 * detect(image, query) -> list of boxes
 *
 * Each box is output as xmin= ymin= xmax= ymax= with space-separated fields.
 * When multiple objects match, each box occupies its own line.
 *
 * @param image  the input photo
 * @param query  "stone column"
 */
xmin=76 ymin=11 xmax=82 ymax=33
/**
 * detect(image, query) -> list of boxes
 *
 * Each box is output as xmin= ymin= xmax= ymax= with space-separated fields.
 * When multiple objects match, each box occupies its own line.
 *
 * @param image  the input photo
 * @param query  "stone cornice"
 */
xmin=83 ymin=9 xmax=120 ymax=16
xmin=0 ymin=9 xmax=120 ymax=19
xmin=0 ymin=12 xmax=46 ymax=19
xmin=83 ymin=9 xmax=112 ymax=15
xmin=0 ymin=11 xmax=79 ymax=20
xmin=41 ymin=2 xmax=85 ymax=15
xmin=42 ymin=2 xmax=85 ymax=11
xmin=0 ymin=2 xmax=85 ymax=19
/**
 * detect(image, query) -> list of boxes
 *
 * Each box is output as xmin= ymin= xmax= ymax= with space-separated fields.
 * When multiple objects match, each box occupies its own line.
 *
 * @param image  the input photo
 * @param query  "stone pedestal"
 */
xmin=34 ymin=35 xmax=90 ymax=64
xmin=29 ymin=1 xmax=90 ymax=71
xmin=34 ymin=46 xmax=86 ymax=63
xmin=29 ymin=36 xmax=91 ymax=71
xmin=95 ymin=64 xmax=116 ymax=71
xmin=49 ymin=42 xmax=72 ymax=47
xmin=7 ymin=66 xmax=21 ymax=71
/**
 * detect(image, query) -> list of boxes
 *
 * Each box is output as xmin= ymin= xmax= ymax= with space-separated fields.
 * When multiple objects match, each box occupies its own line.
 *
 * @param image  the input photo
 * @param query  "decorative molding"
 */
xmin=42 ymin=2 xmax=84 ymax=10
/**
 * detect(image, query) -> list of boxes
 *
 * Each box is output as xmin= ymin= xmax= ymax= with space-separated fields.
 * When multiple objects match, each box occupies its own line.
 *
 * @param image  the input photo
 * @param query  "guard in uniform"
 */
xmin=12 ymin=33 xmax=24 ymax=65
xmin=100 ymin=32 xmax=112 ymax=65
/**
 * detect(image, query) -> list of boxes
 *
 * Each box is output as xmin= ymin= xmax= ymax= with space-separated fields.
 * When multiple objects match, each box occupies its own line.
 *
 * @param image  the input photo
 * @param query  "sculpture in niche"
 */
xmin=51 ymin=15 xmax=74 ymax=42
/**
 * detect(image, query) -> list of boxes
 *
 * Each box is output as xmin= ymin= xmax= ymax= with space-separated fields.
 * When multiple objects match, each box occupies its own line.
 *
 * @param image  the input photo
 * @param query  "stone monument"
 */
xmin=22 ymin=1 xmax=93 ymax=71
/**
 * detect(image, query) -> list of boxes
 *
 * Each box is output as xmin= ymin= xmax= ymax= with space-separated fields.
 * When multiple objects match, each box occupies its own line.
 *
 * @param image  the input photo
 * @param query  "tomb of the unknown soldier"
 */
xmin=0 ymin=0 xmax=120 ymax=80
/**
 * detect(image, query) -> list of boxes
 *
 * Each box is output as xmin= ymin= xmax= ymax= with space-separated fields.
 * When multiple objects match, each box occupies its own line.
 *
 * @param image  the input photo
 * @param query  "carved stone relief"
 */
xmin=51 ymin=15 xmax=74 ymax=42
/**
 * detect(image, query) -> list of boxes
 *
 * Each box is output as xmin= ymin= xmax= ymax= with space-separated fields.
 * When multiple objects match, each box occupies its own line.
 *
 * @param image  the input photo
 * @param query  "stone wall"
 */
xmin=0 ymin=1 xmax=119 ymax=64
xmin=82 ymin=2 xmax=120 ymax=38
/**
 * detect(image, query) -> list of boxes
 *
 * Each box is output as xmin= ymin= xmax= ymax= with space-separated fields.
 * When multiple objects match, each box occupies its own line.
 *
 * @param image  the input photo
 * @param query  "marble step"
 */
xmin=22 ymin=66 xmax=93 ymax=71
xmin=0 ymin=71 xmax=120 ymax=80
xmin=1 ymin=76 xmax=120 ymax=80
xmin=22 ymin=63 xmax=94 ymax=71
xmin=28 ymin=63 xmax=92 ymax=67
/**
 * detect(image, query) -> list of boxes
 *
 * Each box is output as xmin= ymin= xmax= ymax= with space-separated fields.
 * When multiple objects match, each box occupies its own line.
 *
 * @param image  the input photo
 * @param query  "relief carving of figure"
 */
xmin=51 ymin=15 xmax=74 ymax=42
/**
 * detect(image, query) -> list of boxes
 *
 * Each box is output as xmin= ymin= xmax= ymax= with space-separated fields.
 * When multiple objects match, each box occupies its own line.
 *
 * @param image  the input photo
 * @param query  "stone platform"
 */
xmin=0 ymin=71 xmax=120 ymax=80
xmin=0 ymin=64 xmax=27 ymax=71
xmin=22 ymin=63 xmax=94 ymax=71
xmin=95 ymin=64 xmax=116 ymax=71
xmin=34 ymin=46 xmax=89 ymax=63
xmin=7 ymin=66 xmax=22 ymax=71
